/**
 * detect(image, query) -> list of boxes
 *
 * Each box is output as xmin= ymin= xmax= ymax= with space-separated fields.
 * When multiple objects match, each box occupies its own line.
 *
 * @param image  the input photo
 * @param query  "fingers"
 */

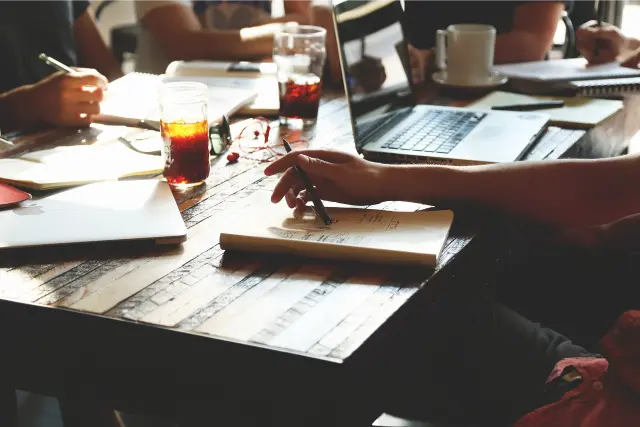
xmin=71 ymin=102 xmax=101 ymax=116
xmin=271 ymin=167 xmax=302 ymax=203
xmin=295 ymin=189 xmax=309 ymax=213
xmin=582 ymin=43 xmax=618 ymax=64
xmin=577 ymin=22 xmax=618 ymax=41
xmin=577 ymin=22 xmax=624 ymax=64
xmin=62 ymin=71 xmax=109 ymax=90
xmin=264 ymin=149 xmax=353 ymax=176
xmin=65 ymin=86 xmax=105 ymax=104
xmin=620 ymin=46 xmax=640 ymax=68
xmin=62 ymin=114 xmax=93 ymax=128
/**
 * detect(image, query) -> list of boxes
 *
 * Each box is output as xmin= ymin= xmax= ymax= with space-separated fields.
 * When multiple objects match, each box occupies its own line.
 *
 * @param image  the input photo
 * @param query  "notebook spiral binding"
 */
xmin=573 ymin=77 xmax=640 ymax=97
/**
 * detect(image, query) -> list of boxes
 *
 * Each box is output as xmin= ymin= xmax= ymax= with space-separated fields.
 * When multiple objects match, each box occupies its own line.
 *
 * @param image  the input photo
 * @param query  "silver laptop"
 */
xmin=0 ymin=180 xmax=187 ymax=249
xmin=333 ymin=0 xmax=550 ymax=165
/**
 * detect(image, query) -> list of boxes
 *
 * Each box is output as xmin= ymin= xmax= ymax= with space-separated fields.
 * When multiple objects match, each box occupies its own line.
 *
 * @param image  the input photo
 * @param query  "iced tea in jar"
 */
xmin=159 ymin=82 xmax=210 ymax=187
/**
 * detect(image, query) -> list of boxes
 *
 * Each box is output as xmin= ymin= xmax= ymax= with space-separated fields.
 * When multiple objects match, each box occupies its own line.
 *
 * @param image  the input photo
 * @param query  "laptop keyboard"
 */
xmin=524 ymin=127 xmax=586 ymax=161
xmin=381 ymin=110 xmax=486 ymax=154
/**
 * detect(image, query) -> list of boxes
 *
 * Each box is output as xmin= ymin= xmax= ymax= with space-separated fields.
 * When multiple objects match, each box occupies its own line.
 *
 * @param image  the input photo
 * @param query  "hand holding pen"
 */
xmin=281 ymin=138 xmax=333 ymax=225
xmin=33 ymin=53 xmax=108 ymax=127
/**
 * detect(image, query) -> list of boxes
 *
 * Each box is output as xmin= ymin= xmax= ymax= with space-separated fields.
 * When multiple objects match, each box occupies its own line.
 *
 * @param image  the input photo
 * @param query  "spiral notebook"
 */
xmin=569 ymin=77 xmax=640 ymax=97
xmin=493 ymin=58 xmax=640 ymax=83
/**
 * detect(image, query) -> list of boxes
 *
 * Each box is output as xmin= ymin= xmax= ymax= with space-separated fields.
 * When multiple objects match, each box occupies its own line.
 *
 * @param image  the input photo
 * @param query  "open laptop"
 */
xmin=332 ymin=0 xmax=550 ymax=165
xmin=0 ymin=180 xmax=187 ymax=249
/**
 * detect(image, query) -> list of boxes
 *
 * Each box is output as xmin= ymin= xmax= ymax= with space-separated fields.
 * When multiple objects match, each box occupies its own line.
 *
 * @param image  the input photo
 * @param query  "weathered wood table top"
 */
xmin=1 ymin=89 xmax=639 ymax=425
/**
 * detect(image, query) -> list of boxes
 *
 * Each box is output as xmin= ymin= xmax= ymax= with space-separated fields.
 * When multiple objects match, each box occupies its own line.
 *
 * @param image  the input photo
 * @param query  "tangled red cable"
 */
xmin=231 ymin=116 xmax=309 ymax=163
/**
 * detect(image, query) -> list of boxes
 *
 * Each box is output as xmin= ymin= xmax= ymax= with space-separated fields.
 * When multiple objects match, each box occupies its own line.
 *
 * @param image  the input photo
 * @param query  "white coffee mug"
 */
xmin=435 ymin=24 xmax=496 ymax=86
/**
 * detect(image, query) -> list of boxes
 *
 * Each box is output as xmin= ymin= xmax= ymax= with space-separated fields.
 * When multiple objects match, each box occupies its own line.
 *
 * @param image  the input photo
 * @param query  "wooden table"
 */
xmin=1 ymin=90 xmax=640 ymax=426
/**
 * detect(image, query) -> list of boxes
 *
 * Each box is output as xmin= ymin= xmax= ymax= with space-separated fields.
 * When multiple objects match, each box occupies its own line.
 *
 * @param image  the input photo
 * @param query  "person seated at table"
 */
xmin=406 ymin=1 xmax=571 ymax=84
xmin=263 ymin=148 xmax=640 ymax=425
xmin=0 ymin=1 xmax=123 ymax=425
xmin=0 ymin=0 xmax=122 ymax=133
xmin=577 ymin=21 xmax=640 ymax=67
xmin=134 ymin=0 xmax=342 ymax=83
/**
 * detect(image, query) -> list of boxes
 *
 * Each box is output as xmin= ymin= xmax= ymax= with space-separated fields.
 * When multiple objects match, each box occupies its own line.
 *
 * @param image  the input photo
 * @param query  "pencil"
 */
xmin=594 ymin=1 xmax=603 ymax=57
xmin=38 ymin=53 xmax=74 ymax=73
xmin=282 ymin=138 xmax=333 ymax=225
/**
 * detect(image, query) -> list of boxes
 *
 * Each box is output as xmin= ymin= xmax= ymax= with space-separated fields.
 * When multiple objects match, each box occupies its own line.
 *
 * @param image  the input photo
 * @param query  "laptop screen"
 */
xmin=333 ymin=0 xmax=414 ymax=148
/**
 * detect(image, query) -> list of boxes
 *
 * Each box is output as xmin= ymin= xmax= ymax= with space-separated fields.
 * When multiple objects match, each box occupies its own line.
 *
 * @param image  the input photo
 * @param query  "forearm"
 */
xmin=494 ymin=31 xmax=550 ymax=64
xmin=74 ymin=11 xmax=123 ymax=81
xmin=161 ymin=27 xmax=275 ymax=62
xmin=384 ymin=157 xmax=640 ymax=228
xmin=0 ymin=86 xmax=39 ymax=132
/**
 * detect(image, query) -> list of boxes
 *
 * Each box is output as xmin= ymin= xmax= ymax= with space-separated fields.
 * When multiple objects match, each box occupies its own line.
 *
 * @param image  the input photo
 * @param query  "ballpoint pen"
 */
xmin=0 ymin=136 xmax=15 ymax=148
xmin=38 ymin=53 xmax=75 ymax=73
xmin=492 ymin=101 xmax=565 ymax=111
xmin=282 ymin=138 xmax=333 ymax=225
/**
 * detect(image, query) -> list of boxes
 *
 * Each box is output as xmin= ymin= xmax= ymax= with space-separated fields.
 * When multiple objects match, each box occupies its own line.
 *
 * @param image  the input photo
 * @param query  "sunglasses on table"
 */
xmin=117 ymin=115 xmax=232 ymax=157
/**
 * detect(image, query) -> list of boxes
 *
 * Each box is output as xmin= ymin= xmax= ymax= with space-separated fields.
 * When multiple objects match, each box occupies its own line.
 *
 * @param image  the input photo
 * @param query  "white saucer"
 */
xmin=432 ymin=71 xmax=508 ymax=89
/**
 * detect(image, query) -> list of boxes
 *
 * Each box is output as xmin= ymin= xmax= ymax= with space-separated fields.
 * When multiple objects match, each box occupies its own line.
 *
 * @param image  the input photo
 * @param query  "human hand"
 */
xmin=576 ymin=21 xmax=627 ymax=65
xmin=407 ymin=44 xmax=430 ymax=85
xmin=560 ymin=213 xmax=640 ymax=251
xmin=28 ymin=69 xmax=108 ymax=127
xmin=619 ymin=45 xmax=640 ymax=69
xmin=264 ymin=149 xmax=391 ymax=211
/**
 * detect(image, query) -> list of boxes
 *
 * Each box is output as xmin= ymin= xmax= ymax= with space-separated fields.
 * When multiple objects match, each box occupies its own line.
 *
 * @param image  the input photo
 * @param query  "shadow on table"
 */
xmin=0 ymin=240 xmax=182 ymax=268
xmin=219 ymin=249 xmax=433 ymax=286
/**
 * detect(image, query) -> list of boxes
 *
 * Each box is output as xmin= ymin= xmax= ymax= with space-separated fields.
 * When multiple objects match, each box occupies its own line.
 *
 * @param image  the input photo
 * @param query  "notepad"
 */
xmin=0 ymin=139 xmax=164 ymax=190
xmin=467 ymin=91 xmax=623 ymax=128
xmin=96 ymin=72 xmax=259 ymax=128
xmin=219 ymin=202 xmax=454 ymax=267
xmin=493 ymin=58 xmax=640 ymax=83
xmin=569 ymin=77 xmax=640 ymax=97
xmin=165 ymin=61 xmax=280 ymax=116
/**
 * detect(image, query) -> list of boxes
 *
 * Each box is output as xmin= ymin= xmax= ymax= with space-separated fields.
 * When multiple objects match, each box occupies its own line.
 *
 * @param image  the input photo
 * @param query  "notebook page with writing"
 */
xmin=493 ymin=58 xmax=640 ymax=82
xmin=220 ymin=202 xmax=454 ymax=267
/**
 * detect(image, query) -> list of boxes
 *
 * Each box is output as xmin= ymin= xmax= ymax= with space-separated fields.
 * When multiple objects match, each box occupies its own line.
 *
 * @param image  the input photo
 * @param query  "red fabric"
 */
xmin=514 ymin=310 xmax=640 ymax=427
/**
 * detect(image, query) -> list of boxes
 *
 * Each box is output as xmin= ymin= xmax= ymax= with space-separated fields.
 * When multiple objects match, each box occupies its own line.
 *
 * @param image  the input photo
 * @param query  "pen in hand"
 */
xmin=38 ymin=53 xmax=75 ymax=73
xmin=282 ymin=138 xmax=333 ymax=225
xmin=0 ymin=136 xmax=15 ymax=148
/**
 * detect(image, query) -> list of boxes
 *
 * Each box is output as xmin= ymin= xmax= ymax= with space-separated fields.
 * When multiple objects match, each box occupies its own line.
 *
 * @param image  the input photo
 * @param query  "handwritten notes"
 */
xmin=219 ymin=202 xmax=454 ymax=267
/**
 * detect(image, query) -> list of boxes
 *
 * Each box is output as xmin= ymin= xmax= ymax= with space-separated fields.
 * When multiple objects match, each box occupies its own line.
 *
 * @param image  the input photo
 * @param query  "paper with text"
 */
xmin=219 ymin=202 xmax=454 ymax=267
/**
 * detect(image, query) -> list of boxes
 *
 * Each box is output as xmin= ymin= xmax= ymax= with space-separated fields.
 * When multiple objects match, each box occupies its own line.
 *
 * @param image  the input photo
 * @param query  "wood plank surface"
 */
xmin=1 ymin=92 xmax=639 ymax=363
